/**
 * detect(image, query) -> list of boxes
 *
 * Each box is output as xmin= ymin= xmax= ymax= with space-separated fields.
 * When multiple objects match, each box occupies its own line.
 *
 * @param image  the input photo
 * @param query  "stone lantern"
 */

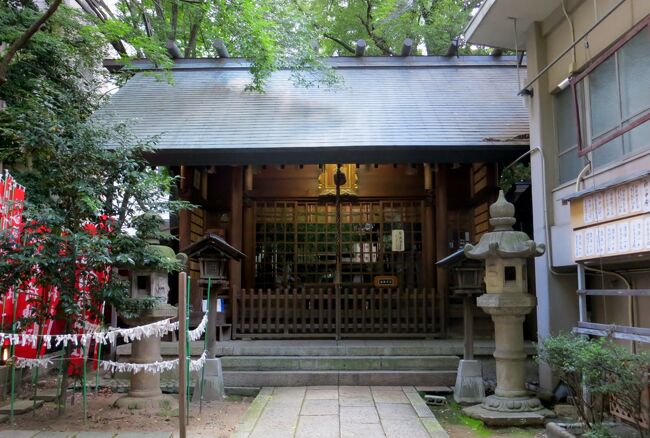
xmin=436 ymin=249 xmax=485 ymax=404
xmin=462 ymin=190 xmax=552 ymax=425
xmin=181 ymin=233 xmax=245 ymax=401
xmin=114 ymin=239 xmax=181 ymax=410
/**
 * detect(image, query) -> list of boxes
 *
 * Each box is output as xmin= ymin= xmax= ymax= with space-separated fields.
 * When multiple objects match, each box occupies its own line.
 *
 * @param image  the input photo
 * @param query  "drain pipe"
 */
xmin=574 ymin=162 xmax=592 ymax=192
xmin=534 ymin=147 xmax=575 ymax=277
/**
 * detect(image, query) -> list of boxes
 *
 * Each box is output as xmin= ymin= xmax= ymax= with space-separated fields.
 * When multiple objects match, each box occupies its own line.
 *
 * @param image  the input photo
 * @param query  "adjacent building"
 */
xmin=466 ymin=0 xmax=650 ymax=396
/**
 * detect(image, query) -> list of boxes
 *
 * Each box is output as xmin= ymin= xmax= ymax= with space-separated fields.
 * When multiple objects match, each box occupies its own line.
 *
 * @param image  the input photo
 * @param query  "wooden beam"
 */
xmin=355 ymin=39 xmax=367 ymax=57
xmin=228 ymin=166 xmax=243 ymax=339
xmin=423 ymin=164 xmax=434 ymax=291
xmin=245 ymin=165 xmax=254 ymax=191
xmin=401 ymin=38 xmax=413 ymax=56
xmin=242 ymin=199 xmax=255 ymax=290
xmin=577 ymin=289 xmax=650 ymax=297
xmin=575 ymin=322 xmax=650 ymax=344
xmin=166 ymin=40 xmax=183 ymax=58
xmin=423 ymin=163 xmax=432 ymax=191
xmin=435 ymin=164 xmax=449 ymax=335
xmin=445 ymin=39 xmax=458 ymax=57
xmin=213 ymin=39 xmax=229 ymax=58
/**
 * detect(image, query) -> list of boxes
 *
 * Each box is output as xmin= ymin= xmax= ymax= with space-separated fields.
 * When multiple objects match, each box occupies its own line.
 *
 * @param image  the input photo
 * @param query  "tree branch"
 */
xmin=357 ymin=0 xmax=394 ymax=56
xmin=323 ymin=33 xmax=355 ymax=54
xmin=0 ymin=0 xmax=63 ymax=86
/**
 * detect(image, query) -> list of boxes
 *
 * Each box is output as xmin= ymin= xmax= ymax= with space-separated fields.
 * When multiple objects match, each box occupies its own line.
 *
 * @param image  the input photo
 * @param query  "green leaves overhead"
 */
xmin=90 ymin=0 xmax=340 ymax=91
xmin=305 ymin=0 xmax=484 ymax=56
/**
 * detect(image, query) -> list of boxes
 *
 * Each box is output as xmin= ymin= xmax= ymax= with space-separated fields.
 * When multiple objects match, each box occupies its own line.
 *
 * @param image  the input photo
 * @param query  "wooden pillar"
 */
xmin=242 ymin=166 xmax=255 ymax=289
xmin=435 ymin=164 xmax=449 ymax=336
xmin=229 ymin=166 xmax=243 ymax=337
xmin=423 ymin=164 xmax=434 ymax=291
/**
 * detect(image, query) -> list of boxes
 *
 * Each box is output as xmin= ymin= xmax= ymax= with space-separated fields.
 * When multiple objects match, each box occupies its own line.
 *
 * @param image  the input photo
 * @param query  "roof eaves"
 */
xmin=464 ymin=0 xmax=497 ymax=44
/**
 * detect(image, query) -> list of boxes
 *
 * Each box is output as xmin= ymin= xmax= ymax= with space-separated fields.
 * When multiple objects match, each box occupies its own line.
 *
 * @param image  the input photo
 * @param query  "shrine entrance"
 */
xmin=233 ymin=193 xmax=440 ymax=338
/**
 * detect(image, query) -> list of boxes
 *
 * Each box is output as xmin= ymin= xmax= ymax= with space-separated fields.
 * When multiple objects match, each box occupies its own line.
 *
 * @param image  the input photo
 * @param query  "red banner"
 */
xmin=1 ymin=172 xmax=109 ymax=371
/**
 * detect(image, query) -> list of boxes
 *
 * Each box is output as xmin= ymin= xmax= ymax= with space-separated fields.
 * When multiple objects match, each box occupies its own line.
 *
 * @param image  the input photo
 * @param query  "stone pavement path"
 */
xmin=233 ymin=386 xmax=448 ymax=438
xmin=0 ymin=432 xmax=172 ymax=438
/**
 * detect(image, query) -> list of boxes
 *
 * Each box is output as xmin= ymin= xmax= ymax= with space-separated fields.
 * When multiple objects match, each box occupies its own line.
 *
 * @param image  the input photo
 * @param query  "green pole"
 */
xmin=95 ymin=302 xmax=105 ymax=396
xmin=9 ymin=291 xmax=19 ymax=424
xmin=2 ymin=295 xmax=8 ymax=400
xmin=82 ymin=343 xmax=88 ymax=425
xmin=186 ymin=275 xmax=191 ymax=425
xmin=198 ymin=278 xmax=211 ymax=414
xmin=31 ymin=320 xmax=45 ymax=416
xmin=55 ymin=336 xmax=65 ymax=414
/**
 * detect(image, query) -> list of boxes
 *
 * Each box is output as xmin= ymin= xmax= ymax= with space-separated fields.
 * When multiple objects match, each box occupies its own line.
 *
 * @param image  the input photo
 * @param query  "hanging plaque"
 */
xmin=392 ymin=229 xmax=405 ymax=252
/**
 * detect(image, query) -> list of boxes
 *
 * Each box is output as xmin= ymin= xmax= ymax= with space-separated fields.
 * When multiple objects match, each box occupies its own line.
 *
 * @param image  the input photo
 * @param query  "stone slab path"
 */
xmin=233 ymin=386 xmax=448 ymax=438
xmin=0 ymin=433 xmax=172 ymax=438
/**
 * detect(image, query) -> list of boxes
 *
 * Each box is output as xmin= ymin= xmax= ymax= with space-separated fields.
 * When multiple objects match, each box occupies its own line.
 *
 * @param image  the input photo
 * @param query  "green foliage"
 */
xmin=537 ymin=334 xmax=650 ymax=437
xmin=499 ymin=162 xmax=530 ymax=194
xmin=0 ymin=4 xmax=190 ymax=330
xmin=304 ymin=0 xmax=485 ymax=56
xmin=92 ymin=0 xmax=340 ymax=92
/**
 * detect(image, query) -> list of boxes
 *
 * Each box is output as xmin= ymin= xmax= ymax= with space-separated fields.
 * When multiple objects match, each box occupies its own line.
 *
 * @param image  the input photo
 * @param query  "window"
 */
xmin=573 ymin=21 xmax=650 ymax=165
xmin=556 ymin=20 xmax=650 ymax=184
xmin=555 ymin=88 xmax=587 ymax=184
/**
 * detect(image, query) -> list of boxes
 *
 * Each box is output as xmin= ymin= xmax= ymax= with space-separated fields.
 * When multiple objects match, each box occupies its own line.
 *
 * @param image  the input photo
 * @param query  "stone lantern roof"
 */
xmin=464 ymin=190 xmax=544 ymax=260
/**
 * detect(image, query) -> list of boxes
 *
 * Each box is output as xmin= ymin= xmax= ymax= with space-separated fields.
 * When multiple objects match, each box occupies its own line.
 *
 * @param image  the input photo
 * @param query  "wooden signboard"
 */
xmin=570 ymin=177 xmax=650 ymax=261
xmin=373 ymin=275 xmax=399 ymax=288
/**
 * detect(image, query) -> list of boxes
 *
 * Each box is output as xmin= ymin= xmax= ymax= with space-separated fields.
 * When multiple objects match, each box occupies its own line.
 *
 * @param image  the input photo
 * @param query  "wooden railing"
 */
xmin=233 ymin=287 xmax=439 ymax=338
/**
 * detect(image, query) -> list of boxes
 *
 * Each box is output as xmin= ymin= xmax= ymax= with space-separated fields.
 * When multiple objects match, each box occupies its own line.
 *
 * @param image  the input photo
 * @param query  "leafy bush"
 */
xmin=537 ymin=334 xmax=649 ymax=437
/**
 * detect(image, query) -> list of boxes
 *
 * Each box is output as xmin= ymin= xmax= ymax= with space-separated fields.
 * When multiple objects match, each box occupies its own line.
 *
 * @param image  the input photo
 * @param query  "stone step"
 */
xmin=117 ymin=340 xmax=536 ymax=359
xmin=223 ymin=370 xmax=456 ymax=387
xmin=221 ymin=355 xmax=459 ymax=371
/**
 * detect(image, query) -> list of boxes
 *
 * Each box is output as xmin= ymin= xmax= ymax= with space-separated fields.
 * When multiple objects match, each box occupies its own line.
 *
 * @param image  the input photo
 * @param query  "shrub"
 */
xmin=537 ymin=333 xmax=649 ymax=437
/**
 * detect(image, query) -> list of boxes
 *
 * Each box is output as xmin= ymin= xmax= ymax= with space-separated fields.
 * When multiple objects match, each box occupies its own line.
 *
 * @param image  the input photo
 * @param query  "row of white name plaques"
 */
xmin=574 ymin=213 xmax=650 ymax=260
xmin=581 ymin=178 xmax=650 ymax=225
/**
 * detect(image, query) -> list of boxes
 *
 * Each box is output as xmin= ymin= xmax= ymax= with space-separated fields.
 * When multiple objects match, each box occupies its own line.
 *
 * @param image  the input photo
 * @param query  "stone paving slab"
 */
xmin=0 ymin=433 xmax=173 ymax=438
xmin=233 ymin=386 xmax=449 ymax=438
xmin=0 ymin=400 xmax=44 ymax=415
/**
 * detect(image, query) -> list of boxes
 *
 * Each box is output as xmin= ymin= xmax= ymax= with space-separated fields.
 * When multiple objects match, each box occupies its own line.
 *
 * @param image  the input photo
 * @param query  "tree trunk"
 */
xmin=0 ymin=0 xmax=63 ymax=86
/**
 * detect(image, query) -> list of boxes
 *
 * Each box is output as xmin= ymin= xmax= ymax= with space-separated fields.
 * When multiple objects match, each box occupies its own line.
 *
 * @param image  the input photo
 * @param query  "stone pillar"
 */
xmin=114 ymin=335 xmax=178 ymax=410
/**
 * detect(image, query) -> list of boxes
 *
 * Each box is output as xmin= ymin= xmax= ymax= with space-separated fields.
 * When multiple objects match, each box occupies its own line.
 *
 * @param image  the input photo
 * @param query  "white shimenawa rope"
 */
xmin=14 ymin=356 xmax=54 ymax=369
xmin=188 ymin=313 xmax=208 ymax=342
xmin=0 ymin=312 xmax=209 ymax=348
xmin=10 ymin=313 xmax=210 ymax=373
xmin=14 ymin=350 xmax=209 ymax=373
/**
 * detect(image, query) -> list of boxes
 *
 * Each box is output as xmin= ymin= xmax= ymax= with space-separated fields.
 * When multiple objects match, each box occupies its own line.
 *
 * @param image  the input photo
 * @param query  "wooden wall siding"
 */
xmin=470 ymin=163 xmax=497 ymax=241
xmin=234 ymin=287 xmax=438 ymax=338
xmin=189 ymin=207 xmax=205 ymax=311
xmin=249 ymin=165 xmax=427 ymax=199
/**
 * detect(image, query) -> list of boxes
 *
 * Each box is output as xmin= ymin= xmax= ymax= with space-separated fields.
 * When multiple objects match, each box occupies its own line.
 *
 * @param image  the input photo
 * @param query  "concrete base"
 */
xmin=192 ymin=358 xmax=225 ymax=402
xmin=114 ymin=394 xmax=178 ymax=411
xmin=453 ymin=360 xmax=485 ymax=404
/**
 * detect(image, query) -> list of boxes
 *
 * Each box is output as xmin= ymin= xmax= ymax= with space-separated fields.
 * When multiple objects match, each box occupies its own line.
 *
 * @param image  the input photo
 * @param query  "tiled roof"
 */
xmin=96 ymin=56 xmax=529 ymax=164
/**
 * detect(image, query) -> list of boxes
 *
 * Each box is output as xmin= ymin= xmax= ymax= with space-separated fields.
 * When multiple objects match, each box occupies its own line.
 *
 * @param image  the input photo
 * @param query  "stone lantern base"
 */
xmin=463 ymin=396 xmax=553 ymax=426
xmin=115 ymin=304 xmax=179 ymax=411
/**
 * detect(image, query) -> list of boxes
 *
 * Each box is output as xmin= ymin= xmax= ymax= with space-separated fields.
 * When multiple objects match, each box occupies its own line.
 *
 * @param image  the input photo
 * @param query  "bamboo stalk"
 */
xmin=178 ymin=272 xmax=187 ymax=438
xmin=185 ymin=276 xmax=191 ymax=425
xmin=9 ymin=290 xmax=19 ymax=424
xmin=82 ymin=343 xmax=87 ymax=425
xmin=95 ymin=302 xmax=105 ymax=396
xmin=198 ymin=278 xmax=211 ymax=414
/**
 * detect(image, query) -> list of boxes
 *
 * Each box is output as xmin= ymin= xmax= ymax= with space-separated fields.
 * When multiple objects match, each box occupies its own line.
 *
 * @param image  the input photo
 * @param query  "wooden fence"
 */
xmin=233 ymin=287 xmax=439 ymax=338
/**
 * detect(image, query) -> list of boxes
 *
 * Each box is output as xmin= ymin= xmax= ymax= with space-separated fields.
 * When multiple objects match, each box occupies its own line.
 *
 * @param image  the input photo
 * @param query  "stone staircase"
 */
xmin=116 ymin=339 xmax=537 ymax=390
xmin=214 ymin=340 xmax=460 ymax=388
